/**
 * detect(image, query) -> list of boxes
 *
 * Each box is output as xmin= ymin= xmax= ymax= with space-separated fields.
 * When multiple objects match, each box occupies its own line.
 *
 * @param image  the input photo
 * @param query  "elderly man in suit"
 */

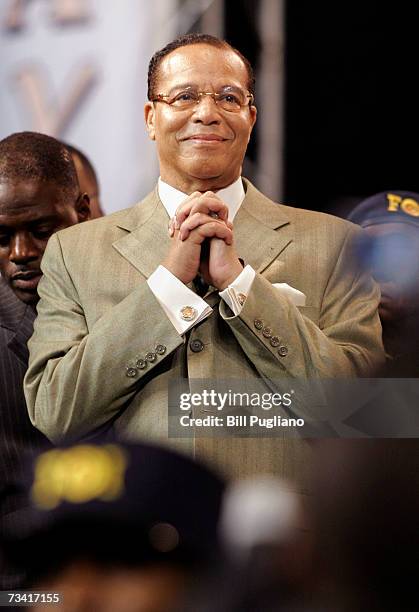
xmin=25 ymin=34 xmax=384 ymax=486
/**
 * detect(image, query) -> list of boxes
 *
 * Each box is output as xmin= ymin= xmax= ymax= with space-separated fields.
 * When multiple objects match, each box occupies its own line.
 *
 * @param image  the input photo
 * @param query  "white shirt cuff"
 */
xmin=148 ymin=265 xmax=212 ymax=335
xmin=219 ymin=264 xmax=256 ymax=315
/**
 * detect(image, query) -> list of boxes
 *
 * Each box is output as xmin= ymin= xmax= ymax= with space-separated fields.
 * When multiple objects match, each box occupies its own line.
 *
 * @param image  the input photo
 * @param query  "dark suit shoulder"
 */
xmin=0 ymin=279 xmax=34 ymax=334
xmin=0 ymin=279 xmax=18 ymax=323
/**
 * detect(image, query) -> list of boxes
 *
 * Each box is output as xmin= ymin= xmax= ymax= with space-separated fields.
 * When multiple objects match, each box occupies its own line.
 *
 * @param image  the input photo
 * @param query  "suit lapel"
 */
xmin=8 ymin=311 xmax=34 ymax=365
xmin=112 ymin=188 xmax=172 ymax=279
xmin=235 ymin=179 xmax=293 ymax=274
xmin=0 ymin=279 xmax=34 ymax=365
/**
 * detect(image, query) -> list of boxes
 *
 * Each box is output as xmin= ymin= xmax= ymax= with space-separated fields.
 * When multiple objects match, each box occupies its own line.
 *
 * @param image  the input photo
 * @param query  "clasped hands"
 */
xmin=162 ymin=191 xmax=243 ymax=290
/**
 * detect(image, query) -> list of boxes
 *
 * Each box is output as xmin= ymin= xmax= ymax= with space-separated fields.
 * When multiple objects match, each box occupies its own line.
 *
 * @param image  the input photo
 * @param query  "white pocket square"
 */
xmin=272 ymin=283 xmax=306 ymax=306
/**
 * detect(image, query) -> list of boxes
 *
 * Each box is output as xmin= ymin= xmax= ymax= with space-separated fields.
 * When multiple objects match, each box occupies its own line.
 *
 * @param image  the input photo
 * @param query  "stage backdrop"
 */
xmin=0 ymin=0 xmax=180 ymax=213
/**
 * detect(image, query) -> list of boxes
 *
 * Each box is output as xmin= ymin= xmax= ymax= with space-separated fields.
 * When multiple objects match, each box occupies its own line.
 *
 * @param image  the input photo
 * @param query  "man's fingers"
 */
xmin=179 ymin=212 xmax=229 ymax=241
xmin=168 ymin=217 xmax=175 ymax=237
xmin=189 ymin=221 xmax=234 ymax=245
xmin=175 ymin=191 xmax=228 ymax=227
xmin=173 ymin=191 xmax=202 ymax=229
xmin=188 ymin=195 xmax=228 ymax=222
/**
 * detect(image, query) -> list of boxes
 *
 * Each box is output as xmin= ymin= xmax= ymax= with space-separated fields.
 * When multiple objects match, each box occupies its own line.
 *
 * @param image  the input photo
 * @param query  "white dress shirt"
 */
xmin=147 ymin=177 xmax=256 ymax=335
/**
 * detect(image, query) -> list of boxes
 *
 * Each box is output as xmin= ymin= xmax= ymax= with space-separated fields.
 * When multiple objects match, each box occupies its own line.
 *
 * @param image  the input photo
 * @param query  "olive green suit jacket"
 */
xmin=24 ymin=179 xmax=383 ymax=489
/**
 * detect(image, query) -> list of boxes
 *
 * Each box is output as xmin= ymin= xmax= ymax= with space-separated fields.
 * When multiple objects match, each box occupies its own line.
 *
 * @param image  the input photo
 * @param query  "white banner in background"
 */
xmin=0 ymin=0 xmax=177 ymax=213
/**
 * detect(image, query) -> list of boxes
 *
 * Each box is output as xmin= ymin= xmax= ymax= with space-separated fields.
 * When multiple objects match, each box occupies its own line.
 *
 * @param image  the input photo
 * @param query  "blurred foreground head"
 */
xmin=348 ymin=191 xmax=419 ymax=324
xmin=181 ymin=477 xmax=312 ymax=612
xmin=0 ymin=132 xmax=89 ymax=305
xmin=65 ymin=143 xmax=104 ymax=218
xmin=2 ymin=441 xmax=225 ymax=612
xmin=310 ymin=440 xmax=419 ymax=611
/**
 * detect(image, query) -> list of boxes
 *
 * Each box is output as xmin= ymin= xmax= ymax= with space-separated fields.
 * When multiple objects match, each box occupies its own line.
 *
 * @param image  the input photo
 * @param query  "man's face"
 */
xmin=145 ymin=44 xmax=257 ymax=193
xmin=0 ymin=179 xmax=87 ymax=305
xmin=363 ymin=222 xmax=419 ymax=322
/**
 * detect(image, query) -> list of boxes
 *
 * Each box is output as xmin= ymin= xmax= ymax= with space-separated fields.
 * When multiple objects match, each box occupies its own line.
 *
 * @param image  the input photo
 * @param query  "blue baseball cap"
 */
xmin=348 ymin=191 xmax=419 ymax=228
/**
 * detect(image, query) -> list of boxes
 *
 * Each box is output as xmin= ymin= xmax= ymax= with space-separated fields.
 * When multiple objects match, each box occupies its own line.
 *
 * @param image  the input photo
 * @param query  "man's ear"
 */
xmin=246 ymin=105 xmax=257 ymax=145
xmin=144 ymin=101 xmax=156 ymax=140
xmin=76 ymin=193 xmax=90 ymax=222
xmin=249 ymin=104 xmax=257 ymax=129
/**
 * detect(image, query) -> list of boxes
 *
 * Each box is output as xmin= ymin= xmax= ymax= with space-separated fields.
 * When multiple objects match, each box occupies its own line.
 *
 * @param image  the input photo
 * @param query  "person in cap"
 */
xmin=0 ymin=131 xmax=89 ymax=586
xmin=24 ymin=34 xmax=383 ymax=488
xmin=65 ymin=143 xmax=104 ymax=219
xmin=348 ymin=190 xmax=419 ymax=368
xmin=1 ymin=441 xmax=225 ymax=612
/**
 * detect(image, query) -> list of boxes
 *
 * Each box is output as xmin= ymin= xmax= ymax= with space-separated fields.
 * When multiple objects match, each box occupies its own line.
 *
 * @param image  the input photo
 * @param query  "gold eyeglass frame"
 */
xmin=152 ymin=89 xmax=254 ymax=111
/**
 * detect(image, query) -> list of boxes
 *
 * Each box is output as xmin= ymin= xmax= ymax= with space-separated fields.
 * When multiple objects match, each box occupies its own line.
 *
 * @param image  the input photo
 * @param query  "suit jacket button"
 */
xmin=145 ymin=352 xmax=157 ymax=363
xmin=190 ymin=339 xmax=204 ymax=353
xmin=270 ymin=336 xmax=280 ymax=347
xmin=262 ymin=326 xmax=272 ymax=338
xmin=155 ymin=344 xmax=166 ymax=355
xmin=136 ymin=359 xmax=147 ymax=369
xmin=126 ymin=367 xmax=138 ymax=378
xmin=278 ymin=346 xmax=288 ymax=357
xmin=254 ymin=319 xmax=263 ymax=330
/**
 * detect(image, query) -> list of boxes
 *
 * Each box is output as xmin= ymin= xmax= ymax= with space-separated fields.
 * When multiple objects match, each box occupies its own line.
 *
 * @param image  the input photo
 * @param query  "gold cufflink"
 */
xmin=180 ymin=306 xmax=198 ymax=321
xmin=237 ymin=293 xmax=246 ymax=306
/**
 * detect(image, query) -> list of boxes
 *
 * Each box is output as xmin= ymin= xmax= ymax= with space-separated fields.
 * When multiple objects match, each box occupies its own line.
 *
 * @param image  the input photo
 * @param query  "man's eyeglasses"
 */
xmin=152 ymin=87 xmax=254 ymax=113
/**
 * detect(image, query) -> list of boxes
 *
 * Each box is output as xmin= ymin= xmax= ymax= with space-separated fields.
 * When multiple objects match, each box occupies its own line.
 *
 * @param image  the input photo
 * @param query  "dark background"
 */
xmin=223 ymin=1 xmax=419 ymax=216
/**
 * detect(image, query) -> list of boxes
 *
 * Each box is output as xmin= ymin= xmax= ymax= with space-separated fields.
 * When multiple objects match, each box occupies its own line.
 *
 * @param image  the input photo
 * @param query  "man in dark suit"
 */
xmin=0 ymin=279 xmax=41 ymax=505
xmin=0 ymin=131 xmax=89 ymax=586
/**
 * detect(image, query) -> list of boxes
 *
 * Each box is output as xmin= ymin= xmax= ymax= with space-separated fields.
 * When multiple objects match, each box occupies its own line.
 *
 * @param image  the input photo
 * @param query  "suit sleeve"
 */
xmin=219 ymin=226 xmax=385 ymax=377
xmin=24 ymin=233 xmax=184 ymax=444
